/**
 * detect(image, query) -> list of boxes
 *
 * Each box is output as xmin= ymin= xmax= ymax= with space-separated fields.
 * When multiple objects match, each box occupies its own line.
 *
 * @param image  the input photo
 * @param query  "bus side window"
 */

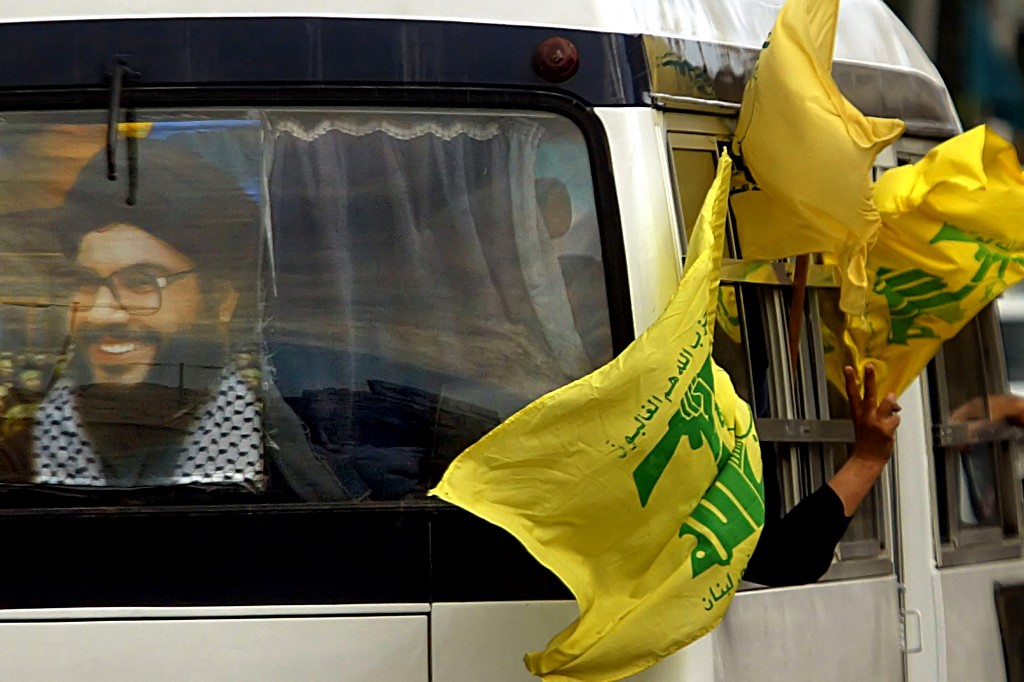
xmin=928 ymin=303 xmax=1024 ymax=565
xmin=899 ymin=137 xmax=1024 ymax=565
xmin=667 ymin=130 xmax=893 ymax=580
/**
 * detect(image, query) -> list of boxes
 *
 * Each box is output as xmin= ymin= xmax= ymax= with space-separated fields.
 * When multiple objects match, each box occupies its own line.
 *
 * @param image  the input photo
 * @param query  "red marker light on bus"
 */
xmin=533 ymin=37 xmax=580 ymax=83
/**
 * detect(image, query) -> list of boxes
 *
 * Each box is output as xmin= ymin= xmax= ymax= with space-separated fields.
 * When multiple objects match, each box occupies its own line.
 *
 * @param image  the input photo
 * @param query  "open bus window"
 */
xmin=669 ymin=133 xmax=891 ymax=579
xmin=0 ymin=108 xmax=617 ymax=506
xmin=929 ymin=307 xmax=1024 ymax=564
xmin=814 ymin=288 xmax=886 ymax=556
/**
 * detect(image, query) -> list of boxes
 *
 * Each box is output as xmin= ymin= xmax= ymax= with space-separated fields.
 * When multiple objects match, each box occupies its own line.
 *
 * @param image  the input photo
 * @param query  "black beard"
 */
xmin=62 ymin=325 xmax=233 ymax=460
xmin=67 ymin=324 xmax=229 ymax=392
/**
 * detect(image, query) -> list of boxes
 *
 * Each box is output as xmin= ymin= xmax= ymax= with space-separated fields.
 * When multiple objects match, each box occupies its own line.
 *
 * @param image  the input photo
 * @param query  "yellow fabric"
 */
xmin=717 ymin=285 xmax=743 ymax=344
xmin=118 ymin=122 xmax=155 ymax=138
xmin=730 ymin=0 xmax=904 ymax=314
xmin=844 ymin=125 xmax=1024 ymax=397
xmin=431 ymin=152 xmax=764 ymax=682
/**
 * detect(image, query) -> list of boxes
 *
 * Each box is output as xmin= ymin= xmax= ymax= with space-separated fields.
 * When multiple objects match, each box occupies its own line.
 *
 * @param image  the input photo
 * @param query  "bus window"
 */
xmin=0 ymin=108 xmax=618 ymax=506
xmin=714 ymin=284 xmax=754 ymax=406
xmin=814 ymin=288 xmax=886 ymax=560
xmin=667 ymin=140 xmax=756 ymax=406
xmin=266 ymin=109 xmax=613 ymax=501
xmin=667 ymin=129 xmax=892 ymax=579
xmin=670 ymin=148 xmax=717 ymax=244
xmin=929 ymin=307 xmax=1024 ymax=565
xmin=998 ymin=284 xmax=1024 ymax=526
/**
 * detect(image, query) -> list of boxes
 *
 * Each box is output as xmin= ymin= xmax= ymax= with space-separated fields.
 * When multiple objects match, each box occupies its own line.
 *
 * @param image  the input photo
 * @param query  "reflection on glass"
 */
xmin=941 ymin=318 xmax=1002 ymax=527
xmin=671 ymin=149 xmax=716 ymax=245
xmin=943 ymin=318 xmax=989 ymax=415
xmin=998 ymin=282 xmax=1024 ymax=394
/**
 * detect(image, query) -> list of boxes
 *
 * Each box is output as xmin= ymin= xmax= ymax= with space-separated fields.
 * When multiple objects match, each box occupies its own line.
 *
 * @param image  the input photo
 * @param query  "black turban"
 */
xmin=51 ymin=139 xmax=260 ymax=284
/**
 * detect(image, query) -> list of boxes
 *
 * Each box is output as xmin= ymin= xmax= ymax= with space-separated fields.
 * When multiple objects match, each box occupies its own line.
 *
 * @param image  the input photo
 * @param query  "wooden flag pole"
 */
xmin=787 ymin=254 xmax=810 ymax=376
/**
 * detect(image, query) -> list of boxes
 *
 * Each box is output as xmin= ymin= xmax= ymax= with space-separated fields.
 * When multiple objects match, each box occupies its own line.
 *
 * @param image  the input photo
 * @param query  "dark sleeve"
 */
xmin=743 ymin=484 xmax=852 ymax=587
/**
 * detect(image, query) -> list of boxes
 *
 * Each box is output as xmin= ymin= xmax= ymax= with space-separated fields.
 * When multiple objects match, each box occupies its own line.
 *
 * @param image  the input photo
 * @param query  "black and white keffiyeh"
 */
xmin=31 ymin=370 xmax=265 ymax=488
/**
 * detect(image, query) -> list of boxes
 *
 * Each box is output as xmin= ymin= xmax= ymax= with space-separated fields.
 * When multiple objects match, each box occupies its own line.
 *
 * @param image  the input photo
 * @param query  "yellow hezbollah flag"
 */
xmin=731 ymin=0 xmax=904 ymax=314
xmin=431 ymin=152 xmax=764 ymax=682
xmin=840 ymin=125 xmax=1024 ymax=397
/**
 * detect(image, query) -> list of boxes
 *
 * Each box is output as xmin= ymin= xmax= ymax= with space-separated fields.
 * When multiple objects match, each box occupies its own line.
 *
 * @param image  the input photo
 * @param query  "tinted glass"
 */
xmin=0 ymin=109 xmax=615 ymax=505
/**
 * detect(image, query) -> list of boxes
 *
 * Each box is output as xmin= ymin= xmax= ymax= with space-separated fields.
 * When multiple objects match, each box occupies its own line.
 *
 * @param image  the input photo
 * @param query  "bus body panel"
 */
xmin=715 ymin=577 xmax=904 ymax=681
xmin=0 ymin=615 xmax=429 ymax=681
xmin=894 ymin=378 xmax=949 ymax=682
xmin=941 ymin=561 xmax=1024 ymax=682
xmin=431 ymin=601 xmax=714 ymax=681
xmin=0 ymin=0 xmax=944 ymax=71
xmin=593 ymin=107 xmax=683 ymax=335
xmin=0 ymin=0 xmax=951 ymax=117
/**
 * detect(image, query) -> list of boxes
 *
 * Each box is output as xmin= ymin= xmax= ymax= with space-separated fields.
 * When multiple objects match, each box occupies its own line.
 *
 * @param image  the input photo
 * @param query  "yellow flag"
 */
xmin=841 ymin=125 xmax=1024 ymax=397
xmin=731 ymin=0 xmax=905 ymax=314
xmin=431 ymin=152 xmax=764 ymax=682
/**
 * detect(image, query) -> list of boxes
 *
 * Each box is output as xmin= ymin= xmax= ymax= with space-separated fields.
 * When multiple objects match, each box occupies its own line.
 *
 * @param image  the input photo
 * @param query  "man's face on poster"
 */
xmin=72 ymin=222 xmax=237 ymax=385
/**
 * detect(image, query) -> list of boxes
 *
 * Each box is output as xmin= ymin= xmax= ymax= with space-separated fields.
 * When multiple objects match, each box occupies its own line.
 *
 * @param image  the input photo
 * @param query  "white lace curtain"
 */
xmin=264 ymin=112 xmax=591 ymax=404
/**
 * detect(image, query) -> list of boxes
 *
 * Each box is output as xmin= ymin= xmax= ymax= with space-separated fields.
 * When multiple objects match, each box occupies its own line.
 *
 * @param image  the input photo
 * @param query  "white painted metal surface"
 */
xmin=0 ymin=603 xmax=430 ymax=621
xmin=431 ymin=601 xmax=713 ymax=681
xmin=0 ymin=616 xmax=429 ymax=681
xmin=430 ymin=601 xmax=575 ymax=682
xmin=713 ymin=578 xmax=904 ymax=681
xmin=941 ymin=561 xmax=1024 ymax=682
xmin=0 ymin=0 xmax=941 ymax=90
xmin=593 ymin=107 xmax=683 ymax=336
xmin=895 ymin=378 xmax=949 ymax=682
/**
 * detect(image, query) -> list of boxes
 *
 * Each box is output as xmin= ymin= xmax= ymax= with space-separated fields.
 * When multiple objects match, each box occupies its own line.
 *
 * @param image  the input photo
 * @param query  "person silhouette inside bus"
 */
xmin=947 ymin=392 xmax=1024 ymax=524
xmin=28 ymin=141 xmax=267 ymax=489
xmin=535 ymin=177 xmax=613 ymax=366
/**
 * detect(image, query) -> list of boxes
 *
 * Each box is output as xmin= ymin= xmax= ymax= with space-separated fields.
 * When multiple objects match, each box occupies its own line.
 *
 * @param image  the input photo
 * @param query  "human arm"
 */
xmin=949 ymin=393 xmax=1024 ymax=442
xmin=744 ymin=364 xmax=900 ymax=586
xmin=950 ymin=393 xmax=1024 ymax=425
xmin=743 ymin=482 xmax=850 ymax=586
xmin=826 ymin=364 xmax=901 ymax=516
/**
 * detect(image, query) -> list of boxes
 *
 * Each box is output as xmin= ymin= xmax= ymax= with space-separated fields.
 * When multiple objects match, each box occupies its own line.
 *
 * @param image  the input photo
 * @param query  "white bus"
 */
xmin=0 ymin=1 xmax=1019 ymax=681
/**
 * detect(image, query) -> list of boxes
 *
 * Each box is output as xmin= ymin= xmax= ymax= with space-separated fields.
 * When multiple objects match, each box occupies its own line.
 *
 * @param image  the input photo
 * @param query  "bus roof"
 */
xmin=0 ymin=0 xmax=943 ymax=76
xmin=3 ymin=0 xmax=958 ymax=134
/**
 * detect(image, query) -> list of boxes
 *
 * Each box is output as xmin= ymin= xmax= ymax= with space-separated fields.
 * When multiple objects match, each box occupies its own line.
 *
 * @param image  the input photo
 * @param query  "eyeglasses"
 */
xmin=73 ymin=266 xmax=196 ymax=316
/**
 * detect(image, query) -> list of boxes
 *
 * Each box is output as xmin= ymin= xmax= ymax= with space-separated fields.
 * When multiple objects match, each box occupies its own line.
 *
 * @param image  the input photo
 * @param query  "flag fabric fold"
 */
xmin=431 ymin=151 xmax=764 ymax=682
xmin=730 ymin=0 xmax=905 ymax=314
xmin=844 ymin=125 xmax=1024 ymax=397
